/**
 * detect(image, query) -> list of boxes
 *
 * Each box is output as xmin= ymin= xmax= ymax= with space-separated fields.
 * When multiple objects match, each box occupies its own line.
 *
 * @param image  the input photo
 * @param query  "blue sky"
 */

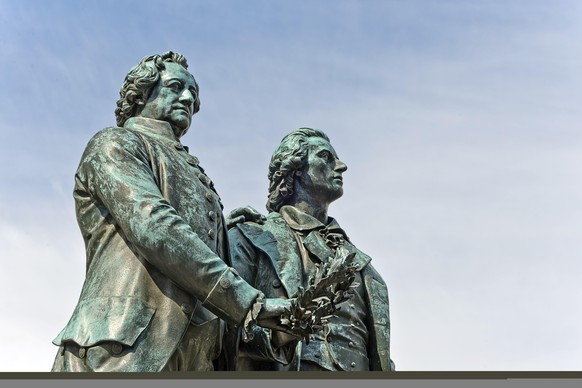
xmin=1 ymin=0 xmax=581 ymax=371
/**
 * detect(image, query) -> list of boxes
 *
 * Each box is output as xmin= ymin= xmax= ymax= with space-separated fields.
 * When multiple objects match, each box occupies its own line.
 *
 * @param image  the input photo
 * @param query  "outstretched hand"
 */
xmin=256 ymin=298 xmax=301 ymax=337
xmin=226 ymin=206 xmax=267 ymax=229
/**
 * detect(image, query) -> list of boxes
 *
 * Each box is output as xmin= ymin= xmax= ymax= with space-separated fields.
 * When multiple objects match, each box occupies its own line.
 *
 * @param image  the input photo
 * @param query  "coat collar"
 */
xmin=237 ymin=209 xmax=373 ymax=296
xmin=124 ymin=117 xmax=185 ymax=148
xmin=279 ymin=206 xmax=371 ymax=269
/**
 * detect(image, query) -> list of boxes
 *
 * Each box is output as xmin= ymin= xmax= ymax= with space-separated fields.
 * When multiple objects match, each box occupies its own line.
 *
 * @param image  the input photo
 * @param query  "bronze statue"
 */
xmin=51 ymin=52 xmax=299 ymax=372
xmin=226 ymin=128 xmax=395 ymax=371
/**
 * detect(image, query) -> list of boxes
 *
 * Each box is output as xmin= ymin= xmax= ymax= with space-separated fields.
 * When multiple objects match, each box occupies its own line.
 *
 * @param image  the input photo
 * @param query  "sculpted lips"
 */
xmin=173 ymin=104 xmax=192 ymax=116
xmin=333 ymin=175 xmax=343 ymax=185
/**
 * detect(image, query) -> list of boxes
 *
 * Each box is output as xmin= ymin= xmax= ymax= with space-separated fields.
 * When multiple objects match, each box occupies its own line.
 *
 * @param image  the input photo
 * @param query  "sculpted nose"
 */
xmin=336 ymin=159 xmax=347 ymax=172
xmin=180 ymin=89 xmax=195 ymax=105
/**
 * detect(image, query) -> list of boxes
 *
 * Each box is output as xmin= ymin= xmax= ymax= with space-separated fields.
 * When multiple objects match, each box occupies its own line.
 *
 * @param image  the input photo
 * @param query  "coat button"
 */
xmin=220 ymin=278 xmax=232 ymax=288
xmin=199 ymin=174 xmax=210 ymax=185
xmin=351 ymin=362 xmax=356 ymax=368
xmin=272 ymin=279 xmax=281 ymax=288
xmin=181 ymin=303 xmax=194 ymax=314
xmin=205 ymin=192 xmax=213 ymax=202
xmin=208 ymin=229 xmax=215 ymax=240
xmin=111 ymin=343 xmax=123 ymax=355
xmin=349 ymin=341 xmax=355 ymax=347
xmin=208 ymin=211 xmax=216 ymax=221
xmin=78 ymin=348 xmax=86 ymax=359
xmin=174 ymin=142 xmax=184 ymax=150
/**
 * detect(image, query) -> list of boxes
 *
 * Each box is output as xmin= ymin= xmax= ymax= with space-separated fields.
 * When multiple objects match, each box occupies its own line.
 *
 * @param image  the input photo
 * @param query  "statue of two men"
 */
xmin=51 ymin=51 xmax=394 ymax=372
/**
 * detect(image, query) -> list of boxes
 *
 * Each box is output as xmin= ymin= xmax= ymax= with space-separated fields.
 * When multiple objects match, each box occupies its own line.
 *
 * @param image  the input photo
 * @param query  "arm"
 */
xmin=79 ymin=128 xmax=260 ymax=324
xmin=362 ymin=265 xmax=395 ymax=371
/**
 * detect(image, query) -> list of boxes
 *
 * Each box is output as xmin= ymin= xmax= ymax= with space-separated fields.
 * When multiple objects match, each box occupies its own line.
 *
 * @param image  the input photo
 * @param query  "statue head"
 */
xmin=115 ymin=51 xmax=200 ymax=137
xmin=267 ymin=127 xmax=347 ymax=212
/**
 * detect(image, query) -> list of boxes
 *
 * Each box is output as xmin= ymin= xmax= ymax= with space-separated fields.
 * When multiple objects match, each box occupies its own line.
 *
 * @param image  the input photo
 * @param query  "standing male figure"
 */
xmin=51 ymin=51 xmax=293 ymax=372
xmin=227 ymin=128 xmax=395 ymax=371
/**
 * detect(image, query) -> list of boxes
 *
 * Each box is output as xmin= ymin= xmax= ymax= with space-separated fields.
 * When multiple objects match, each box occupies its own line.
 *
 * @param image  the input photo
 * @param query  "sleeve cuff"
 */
xmin=202 ymin=267 xmax=261 ymax=325
xmin=242 ymin=293 xmax=265 ymax=342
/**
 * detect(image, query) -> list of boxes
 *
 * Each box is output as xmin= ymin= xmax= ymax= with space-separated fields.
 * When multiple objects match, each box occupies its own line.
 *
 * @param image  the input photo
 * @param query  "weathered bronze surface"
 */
xmin=226 ymin=128 xmax=395 ymax=371
xmin=50 ymin=52 xmax=298 ymax=372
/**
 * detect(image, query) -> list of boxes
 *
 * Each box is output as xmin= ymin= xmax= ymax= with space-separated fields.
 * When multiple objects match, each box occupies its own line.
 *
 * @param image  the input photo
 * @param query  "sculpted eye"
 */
xmin=319 ymin=151 xmax=333 ymax=161
xmin=166 ymin=81 xmax=182 ymax=92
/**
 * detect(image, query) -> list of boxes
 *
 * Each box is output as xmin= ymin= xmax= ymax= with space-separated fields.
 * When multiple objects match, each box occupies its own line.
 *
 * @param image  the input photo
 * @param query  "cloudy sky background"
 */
xmin=1 ymin=0 xmax=581 ymax=371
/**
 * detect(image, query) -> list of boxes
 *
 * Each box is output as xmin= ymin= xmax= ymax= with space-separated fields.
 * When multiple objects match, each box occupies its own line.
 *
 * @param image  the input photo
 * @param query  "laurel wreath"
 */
xmin=279 ymin=246 xmax=359 ymax=343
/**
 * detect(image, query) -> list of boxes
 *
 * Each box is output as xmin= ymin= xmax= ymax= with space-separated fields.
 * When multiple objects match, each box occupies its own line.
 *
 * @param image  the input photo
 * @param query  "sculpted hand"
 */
xmin=256 ymin=297 xmax=292 ymax=320
xmin=226 ymin=206 xmax=267 ymax=229
xmin=256 ymin=297 xmax=329 ymax=345
xmin=255 ymin=298 xmax=298 ymax=336
xmin=272 ymin=330 xmax=299 ymax=348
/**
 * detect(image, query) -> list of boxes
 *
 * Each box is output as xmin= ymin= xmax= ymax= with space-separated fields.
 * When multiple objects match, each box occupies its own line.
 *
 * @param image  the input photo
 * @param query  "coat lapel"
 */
xmin=302 ymin=230 xmax=334 ymax=263
xmin=237 ymin=214 xmax=303 ymax=298
xmin=342 ymin=240 xmax=372 ymax=271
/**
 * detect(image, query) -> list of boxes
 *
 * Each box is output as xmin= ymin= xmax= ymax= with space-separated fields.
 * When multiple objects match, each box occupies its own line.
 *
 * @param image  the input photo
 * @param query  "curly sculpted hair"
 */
xmin=266 ymin=127 xmax=330 ymax=212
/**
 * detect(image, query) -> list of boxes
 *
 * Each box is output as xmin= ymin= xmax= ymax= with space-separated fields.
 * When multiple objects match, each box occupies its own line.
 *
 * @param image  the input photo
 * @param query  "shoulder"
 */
xmin=80 ymin=126 xmax=148 ymax=164
xmin=76 ymin=127 xmax=151 ymax=180
xmin=229 ymin=221 xmax=266 ymax=243
xmin=86 ymin=126 xmax=144 ymax=151
xmin=229 ymin=212 xmax=290 ymax=243
xmin=362 ymin=262 xmax=387 ymax=286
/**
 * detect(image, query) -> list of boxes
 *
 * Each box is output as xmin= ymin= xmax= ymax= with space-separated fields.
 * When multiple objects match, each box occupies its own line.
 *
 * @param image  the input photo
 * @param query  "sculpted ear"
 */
xmin=292 ymin=170 xmax=309 ymax=199
xmin=293 ymin=170 xmax=304 ymax=186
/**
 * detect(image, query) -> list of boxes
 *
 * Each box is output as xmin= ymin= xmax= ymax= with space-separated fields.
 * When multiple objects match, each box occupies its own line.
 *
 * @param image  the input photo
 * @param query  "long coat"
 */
xmin=224 ymin=211 xmax=394 ymax=371
xmin=52 ymin=117 xmax=260 ymax=372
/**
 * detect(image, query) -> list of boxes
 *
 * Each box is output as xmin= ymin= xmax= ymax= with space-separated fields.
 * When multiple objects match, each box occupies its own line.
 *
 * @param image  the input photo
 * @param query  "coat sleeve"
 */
xmin=362 ymin=265 xmax=395 ymax=371
xmin=78 ymin=128 xmax=260 ymax=325
xmin=224 ymin=225 xmax=297 ymax=367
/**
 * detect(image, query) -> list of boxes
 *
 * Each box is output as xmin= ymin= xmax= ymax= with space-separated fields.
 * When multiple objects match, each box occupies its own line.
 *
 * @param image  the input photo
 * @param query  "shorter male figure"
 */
xmin=227 ymin=128 xmax=395 ymax=371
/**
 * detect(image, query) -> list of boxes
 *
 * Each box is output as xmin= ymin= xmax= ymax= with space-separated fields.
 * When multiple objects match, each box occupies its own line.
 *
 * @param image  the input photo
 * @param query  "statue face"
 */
xmin=137 ymin=62 xmax=198 ymax=138
xmin=299 ymin=137 xmax=348 ymax=206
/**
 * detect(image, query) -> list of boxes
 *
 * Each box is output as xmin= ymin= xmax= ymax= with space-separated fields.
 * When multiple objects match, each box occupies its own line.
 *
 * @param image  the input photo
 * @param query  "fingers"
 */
xmin=256 ymin=317 xmax=297 ymax=336
xmin=259 ymin=298 xmax=293 ymax=319
xmin=243 ymin=207 xmax=266 ymax=223
xmin=228 ymin=206 xmax=267 ymax=225
xmin=226 ymin=215 xmax=245 ymax=229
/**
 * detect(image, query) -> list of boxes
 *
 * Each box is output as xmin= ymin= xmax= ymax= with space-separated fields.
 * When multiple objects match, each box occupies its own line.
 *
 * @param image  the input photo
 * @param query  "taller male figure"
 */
xmin=51 ymin=52 xmax=292 ymax=372
xmin=228 ymin=128 xmax=395 ymax=371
